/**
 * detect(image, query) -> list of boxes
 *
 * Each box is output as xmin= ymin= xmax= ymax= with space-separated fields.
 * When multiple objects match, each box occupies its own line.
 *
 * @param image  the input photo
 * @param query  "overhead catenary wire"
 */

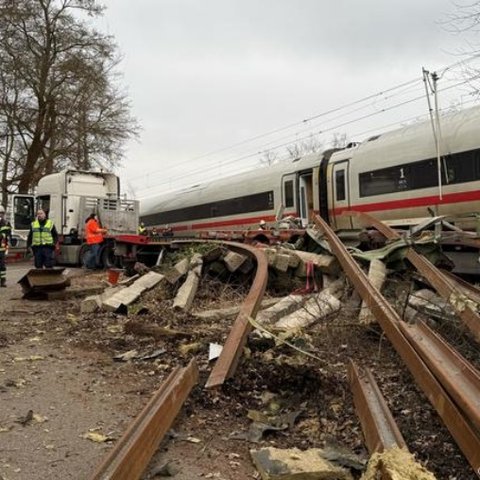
xmin=136 ymin=72 xmax=480 ymax=197
xmin=130 ymin=55 xmax=480 ymax=196
xmin=128 ymin=78 xmax=424 ymax=184
xmin=134 ymin=70 xmax=471 ymax=190
xmin=130 ymin=53 xmax=480 ymax=187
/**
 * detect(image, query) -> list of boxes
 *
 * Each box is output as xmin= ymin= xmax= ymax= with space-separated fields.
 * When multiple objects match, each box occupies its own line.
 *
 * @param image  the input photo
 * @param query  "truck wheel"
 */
xmin=101 ymin=245 xmax=116 ymax=269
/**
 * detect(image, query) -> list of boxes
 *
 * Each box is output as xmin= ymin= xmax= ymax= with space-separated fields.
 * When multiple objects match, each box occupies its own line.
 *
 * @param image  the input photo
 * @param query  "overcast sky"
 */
xmin=95 ymin=0 xmax=479 ymax=199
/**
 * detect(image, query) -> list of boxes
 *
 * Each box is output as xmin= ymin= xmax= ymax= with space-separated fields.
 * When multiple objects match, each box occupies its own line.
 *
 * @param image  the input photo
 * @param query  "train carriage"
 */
xmin=330 ymin=105 xmax=480 ymax=231
xmin=141 ymin=104 xmax=480 ymax=235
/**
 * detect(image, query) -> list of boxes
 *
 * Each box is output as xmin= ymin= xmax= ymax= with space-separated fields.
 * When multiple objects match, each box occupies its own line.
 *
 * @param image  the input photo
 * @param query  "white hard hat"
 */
xmin=259 ymin=219 xmax=266 ymax=225
xmin=0 ymin=205 xmax=5 ymax=214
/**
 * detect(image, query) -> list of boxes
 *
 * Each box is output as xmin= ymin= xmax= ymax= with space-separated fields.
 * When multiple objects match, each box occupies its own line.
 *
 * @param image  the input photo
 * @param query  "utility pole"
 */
xmin=422 ymin=67 xmax=443 ymax=201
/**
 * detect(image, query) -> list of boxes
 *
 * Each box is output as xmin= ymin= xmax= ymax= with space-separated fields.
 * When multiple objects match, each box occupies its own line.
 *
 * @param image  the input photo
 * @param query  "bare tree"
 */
xmin=330 ymin=132 xmax=348 ymax=148
xmin=0 ymin=0 xmax=139 ymax=196
xmin=285 ymin=136 xmax=323 ymax=160
xmin=259 ymin=149 xmax=278 ymax=167
xmin=441 ymin=2 xmax=480 ymax=97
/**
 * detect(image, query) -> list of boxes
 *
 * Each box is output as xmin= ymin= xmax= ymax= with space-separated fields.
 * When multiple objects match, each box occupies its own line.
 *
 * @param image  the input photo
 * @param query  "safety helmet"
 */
xmin=0 ymin=205 xmax=5 ymax=214
xmin=259 ymin=219 xmax=266 ymax=226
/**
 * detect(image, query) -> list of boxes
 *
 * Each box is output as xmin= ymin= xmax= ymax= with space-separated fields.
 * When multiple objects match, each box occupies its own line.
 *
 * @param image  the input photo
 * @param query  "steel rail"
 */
xmin=344 ymin=210 xmax=480 ymax=342
xmin=399 ymin=320 xmax=480 ymax=431
xmin=161 ymin=239 xmax=268 ymax=387
xmin=348 ymin=360 xmax=407 ymax=453
xmin=313 ymin=215 xmax=480 ymax=476
xmin=91 ymin=359 xmax=199 ymax=480
xmin=204 ymin=241 xmax=268 ymax=388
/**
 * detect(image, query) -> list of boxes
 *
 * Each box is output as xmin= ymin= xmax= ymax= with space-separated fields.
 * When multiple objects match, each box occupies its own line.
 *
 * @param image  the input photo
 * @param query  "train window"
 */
xmin=359 ymin=158 xmax=438 ymax=197
xmin=142 ymin=190 xmax=275 ymax=225
xmin=444 ymin=149 xmax=480 ymax=184
xmin=284 ymin=180 xmax=294 ymax=208
xmin=335 ymin=170 xmax=346 ymax=201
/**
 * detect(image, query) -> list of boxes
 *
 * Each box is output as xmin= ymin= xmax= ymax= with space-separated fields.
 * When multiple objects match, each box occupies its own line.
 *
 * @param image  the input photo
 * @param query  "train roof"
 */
xmin=329 ymin=103 xmax=480 ymax=166
xmin=140 ymin=152 xmax=324 ymax=216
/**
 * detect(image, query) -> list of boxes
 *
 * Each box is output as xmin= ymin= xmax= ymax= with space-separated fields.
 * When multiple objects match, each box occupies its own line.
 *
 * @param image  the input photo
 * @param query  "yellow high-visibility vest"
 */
xmin=31 ymin=219 xmax=54 ymax=246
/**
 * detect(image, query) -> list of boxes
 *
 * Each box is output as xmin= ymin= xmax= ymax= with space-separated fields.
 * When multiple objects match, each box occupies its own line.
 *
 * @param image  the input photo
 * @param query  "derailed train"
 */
xmin=140 ymin=105 xmax=480 ymax=234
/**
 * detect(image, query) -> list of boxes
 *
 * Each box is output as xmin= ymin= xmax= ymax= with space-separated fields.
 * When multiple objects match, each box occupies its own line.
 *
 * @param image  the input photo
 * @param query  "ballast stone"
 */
xmin=250 ymin=447 xmax=353 ymax=480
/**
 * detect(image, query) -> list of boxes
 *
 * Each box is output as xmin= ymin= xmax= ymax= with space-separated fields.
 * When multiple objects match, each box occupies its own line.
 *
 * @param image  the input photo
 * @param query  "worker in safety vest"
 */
xmin=0 ymin=205 xmax=12 ymax=287
xmin=27 ymin=209 xmax=58 ymax=269
xmin=137 ymin=222 xmax=147 ymax=235
xmin=84 ymin=213 xmax=107 ymax=269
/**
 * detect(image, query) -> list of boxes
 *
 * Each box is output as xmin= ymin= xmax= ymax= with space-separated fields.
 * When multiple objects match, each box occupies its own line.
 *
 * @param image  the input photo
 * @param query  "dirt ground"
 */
xmin=0 ymin=257 xmax=479 ymax=480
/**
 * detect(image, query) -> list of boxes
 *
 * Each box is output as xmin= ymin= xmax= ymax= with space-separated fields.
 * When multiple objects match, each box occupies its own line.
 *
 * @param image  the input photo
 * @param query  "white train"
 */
xmin=140 ymin=105 xmax=480 ymax=235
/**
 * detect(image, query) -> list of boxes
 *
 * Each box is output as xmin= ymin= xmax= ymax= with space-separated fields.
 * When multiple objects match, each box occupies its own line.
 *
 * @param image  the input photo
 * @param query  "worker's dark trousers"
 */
xmin=32 ymin=246 xmax=55 ymax=268
xmin=85 ymin=243 xmax=101 ymax=269
xmin=0 ymin=250 xmax=6 ymax=284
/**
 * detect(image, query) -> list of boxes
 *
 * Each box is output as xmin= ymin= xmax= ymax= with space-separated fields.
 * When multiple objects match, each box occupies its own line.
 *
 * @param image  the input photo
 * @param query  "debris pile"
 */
xmin=7 ymin=227 xmax=480 ymax=479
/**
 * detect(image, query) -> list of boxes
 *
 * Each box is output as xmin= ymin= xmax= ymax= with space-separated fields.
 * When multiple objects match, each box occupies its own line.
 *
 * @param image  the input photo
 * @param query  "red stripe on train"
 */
xmin=171 ymin=212 xmax=298 ymax=231
xmin=330 ymin=190 xmax=480 ymax=216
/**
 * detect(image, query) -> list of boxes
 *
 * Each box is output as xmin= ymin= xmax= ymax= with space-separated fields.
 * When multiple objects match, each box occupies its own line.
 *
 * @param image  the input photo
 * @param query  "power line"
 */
xmin=131 ymin=57 xmax=480 ymax=195
xmin=130 ymin=54 xmax=480 ymax=185
xmin=128 ymin=78 xmax=424 ymax=183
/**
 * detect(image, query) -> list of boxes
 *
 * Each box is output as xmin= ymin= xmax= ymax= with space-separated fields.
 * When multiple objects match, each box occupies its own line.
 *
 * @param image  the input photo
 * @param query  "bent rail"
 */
xmin=348 ymin=360 xmax=407 ymax=453
xmin=344 ymin=210 xmax=480 ymax=342
xmin=168 ymin=239 xmax=268 ymax=387
xmin=91 ymin=359 xmax=198 ymax=480
xmin=205 ymin=241 xmax=268 ymax=388
xmin=399 ymin=320 xmax=480 ymax=431
xmin=313 ymin=214 xmax=480 ymax=476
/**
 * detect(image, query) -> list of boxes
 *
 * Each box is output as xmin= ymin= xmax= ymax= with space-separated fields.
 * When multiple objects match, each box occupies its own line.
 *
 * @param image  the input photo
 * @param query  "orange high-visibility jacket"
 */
xmin=85 ymin=218 xmax=104 ymax=245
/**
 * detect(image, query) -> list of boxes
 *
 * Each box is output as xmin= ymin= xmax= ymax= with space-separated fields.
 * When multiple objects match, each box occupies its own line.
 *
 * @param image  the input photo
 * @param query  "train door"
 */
xmin=298 ymin=173 xmax=313 ymax=227
xmin=331 ymin=160 xmax=352 ymax=229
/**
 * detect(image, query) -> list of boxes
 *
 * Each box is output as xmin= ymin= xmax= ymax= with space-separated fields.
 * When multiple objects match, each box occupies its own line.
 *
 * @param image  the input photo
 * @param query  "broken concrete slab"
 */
xmin=223 ymin=250 xmax=248 ymax=272
xmin=250 ymin=447 xmax=353 ymax=480
xmin=173 ymin=254 xmax=203 ymax=311
xmin=358 ymin=259 xmax=386 ymax=325
xmin=102 ymin=272 xmax=164 ymax=312
xmin=274 ymin=253 xmax=291 ymax=273
xmin=81 ymin=294 xmax=103 ymax=314
xmin=134 ymin=271 xmax=166 ymax=290
xmin=360 ymin=447 xmax=436 ymax=480
xmin=256 ymin=295 xmax=311 ymax=325
xmin=277 ymin=248 xmax=300 ymax=268
xmin=275 ymin=280 xmax=344 ymax=330
xmin=102 ymin=285 xmax=145 ymax=312
xmin=264 ymin=248 xmax=277 ymax=266
xmin=80 ymin=286 xmax=123 ymax=314
xmin=275 ymin=291 xmax=341 ymax=331
xmin=165 ymin=257 xmax=190 ymax=284
xmin=193 ymin=297 xmax=281 ymax=321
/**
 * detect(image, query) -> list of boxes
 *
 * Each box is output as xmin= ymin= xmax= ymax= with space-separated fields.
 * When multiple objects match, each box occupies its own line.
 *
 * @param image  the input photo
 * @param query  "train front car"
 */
xmin=328 ymin=105 xmax=480 ymax=231
xmin=139 ymin=154 xmax=324 ymax=240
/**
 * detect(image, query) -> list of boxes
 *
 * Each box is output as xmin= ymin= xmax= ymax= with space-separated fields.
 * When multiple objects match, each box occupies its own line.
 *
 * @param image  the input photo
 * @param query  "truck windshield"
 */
xmin=13 ymin=196 xmax=34 ymax=230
